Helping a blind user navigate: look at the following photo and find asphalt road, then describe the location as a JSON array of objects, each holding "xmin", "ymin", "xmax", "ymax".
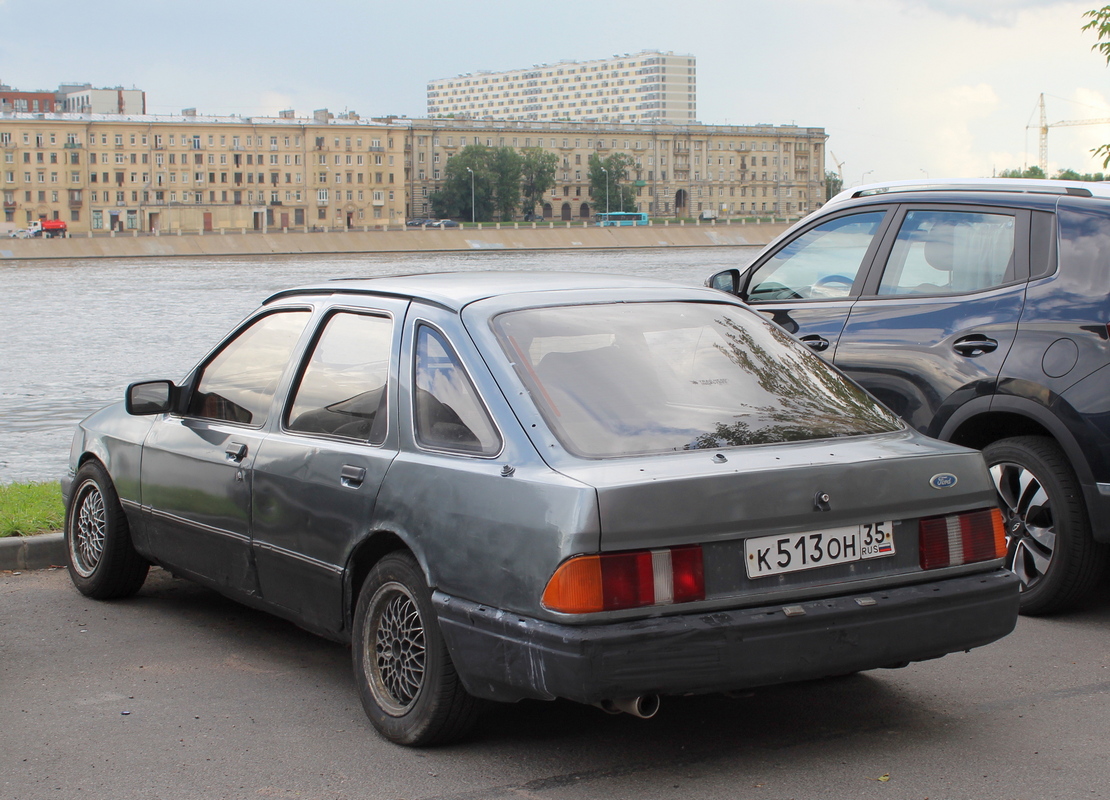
[{"xmin": 3, "ymin": 566, "xmax": 1108, "ymax": 800}]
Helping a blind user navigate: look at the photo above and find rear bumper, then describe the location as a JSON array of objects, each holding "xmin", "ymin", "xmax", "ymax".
[{"xmin": 434, "ymin": 568, "xmax": 1019, "ymax": 704}]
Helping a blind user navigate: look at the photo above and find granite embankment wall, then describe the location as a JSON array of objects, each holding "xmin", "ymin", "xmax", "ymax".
[{"xmin": 0, "ymin": 221, "xmax": 788, "ymax": 260}]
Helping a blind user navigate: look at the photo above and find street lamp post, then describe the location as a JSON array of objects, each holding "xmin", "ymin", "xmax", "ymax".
[
  {"xmin": 601, "ymin": 166, "xmax": 609, "ymax": 215},
  {"xmin": 466, "ymin": 167, "xmax": 475, "ymax": 224},
  {"xmin": 862, "ymin": 170, "xmax": 873, "ymax": 186}
]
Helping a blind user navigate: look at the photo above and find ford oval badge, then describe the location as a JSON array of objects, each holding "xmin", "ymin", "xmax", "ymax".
[{"xmin": 930, "ymin": 473, "xmax": 958, "ymax": 490}]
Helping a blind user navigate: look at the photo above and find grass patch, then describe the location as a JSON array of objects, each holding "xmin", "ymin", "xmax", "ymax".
[{"xmin": 0, "ymin": 481, "xmax": 65, "ymax": 537}]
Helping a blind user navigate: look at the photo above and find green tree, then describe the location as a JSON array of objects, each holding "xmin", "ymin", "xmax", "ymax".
[
  {"xmin": 520, "ymin": 147, "xmax": 558, "ymax": 218},
  {"xmin": 429, "ymin": 144, "xmax": 522, "ymax": 222},
  {"xmin": 489, "ymin": 147, "xmax": 523, "ymax": 221},
  {"xmin": 998, "ymin": 166, "xmax": 1046, "ymax": 179},
  {"xmin": 824, "ymin": 170, "xmax": 842, "ymax": 201},
  {"xmin": 587, "ymin": 152, "xmax": 637, "ymax": 214},
  {"xmin": 1083, "ymin": 6, "xmax": 1110, "ymax": 165}
]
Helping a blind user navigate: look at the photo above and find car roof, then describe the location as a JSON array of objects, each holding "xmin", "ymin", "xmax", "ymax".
[
  {"xmin": 263, "ymin": 271, "xmax": 704, "ymax": 312},
  {"xmin": 825, "ymin": 177, "xmax": 1110, "ymax": 209}
]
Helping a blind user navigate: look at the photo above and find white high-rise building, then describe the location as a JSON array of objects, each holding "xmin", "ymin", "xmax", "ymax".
[{"xmin": 427, "ymin": 50, "xmax": 695, "ymax": 124}]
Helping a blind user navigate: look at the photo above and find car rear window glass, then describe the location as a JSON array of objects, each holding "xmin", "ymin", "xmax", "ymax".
[
  {"xmin": 494, "ymin": 302, "xmax": 902, "ymax": 458},
  {"xmin": 414, "ymin": 325, "xmax": 502, "ymax": 456},
  {"xmin": 286, "ymin": 312, "xmax": 392, "ymax": 443},
  {"xmin": 188, "ymin": 310, "xmax": 311, "ymax": 426}
]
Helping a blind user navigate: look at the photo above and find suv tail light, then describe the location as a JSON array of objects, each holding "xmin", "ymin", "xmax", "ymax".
[
  {"xmin": 919, "ymin": 508, "xmax": 1006, "ymax": 570},
  {"xmin": 542, "ymin": 545, "xmax": 705, "ymax": 613}
]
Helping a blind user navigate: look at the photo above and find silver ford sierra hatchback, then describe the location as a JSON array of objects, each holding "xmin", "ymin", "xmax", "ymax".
[{"xmin": 62, "ymin": 271, "xmax": 1019, "ymax": 745}]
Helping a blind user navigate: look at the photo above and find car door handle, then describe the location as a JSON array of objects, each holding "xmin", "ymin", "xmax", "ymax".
[
  {"xmin": 340, "ymin": 465, "xmax": 366, "ymax": 489},
  {"xmin": 952, "ymin": 335, "xmax": 998, "ymax": 356},
  {"xmin": 225, "ymin": 442, "xmax": 248, "ymax": 462},
  {"xmin": 799, "ymin": 334, "xmax": 830, "ymax": 352}
]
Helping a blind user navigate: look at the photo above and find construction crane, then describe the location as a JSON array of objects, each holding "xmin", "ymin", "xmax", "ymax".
[
  {"xmin": 829, "ymin": 151, "xmax": 845, "ymax": 183},
  {"xmin": 1029, "ymin": 93, "xmax": 1110, "ymax": 175}
]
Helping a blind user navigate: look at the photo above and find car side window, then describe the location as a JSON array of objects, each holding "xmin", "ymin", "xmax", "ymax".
[
  {"xmin": 188, "ymin": 310, "xmax": 311, "ymax": 425},
  {"xmin": 747, "ymin": 211, "xmax": 886, "ymax": 301},
  {"xmin": 413, "ymin": 325, "xmax": 501, "ymax": 456},
  {"xmin": 286, "ymin": 312, "xmax": 392, "ymax": 443},
  {"xmin": 878, "ymin": 210, "xmax": 1016, "ymax": 296}
]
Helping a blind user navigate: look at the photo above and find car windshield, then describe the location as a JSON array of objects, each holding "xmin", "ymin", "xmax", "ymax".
[{"xmin": 493, "ymin": 301, "xmax": 901, "ymax": 458}]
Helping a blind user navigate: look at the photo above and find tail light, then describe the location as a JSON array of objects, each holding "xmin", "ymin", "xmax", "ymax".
[
  {"xmin": 919, "ymin": 508, "xmax": 1006, "ymax": 570},
  {"xmin": 542, "ymin": 545, "xmax": 705, "ymax": 613}
]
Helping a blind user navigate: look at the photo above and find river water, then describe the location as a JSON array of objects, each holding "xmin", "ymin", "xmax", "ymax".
[{"xmin": 0, "ymin": 246, "xmax": 760, "ymax": 484}]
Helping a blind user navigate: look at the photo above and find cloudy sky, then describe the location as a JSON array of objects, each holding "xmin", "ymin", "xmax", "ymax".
[{"xmin": 3, "ymin": 0, "xmax": 1109, "ymax": 185}]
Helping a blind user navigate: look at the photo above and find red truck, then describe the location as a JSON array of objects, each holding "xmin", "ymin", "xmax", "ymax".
[{"xmin": 27, "ymin": 219, "xmax": 67, "ymax": 238}]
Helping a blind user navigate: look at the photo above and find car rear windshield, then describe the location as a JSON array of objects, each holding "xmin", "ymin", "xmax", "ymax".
[{"xmin": 493, "ymin": 301, "xmax": 902, "ymax": 458}]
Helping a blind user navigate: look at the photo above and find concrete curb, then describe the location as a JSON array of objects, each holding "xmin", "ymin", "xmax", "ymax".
[{"xmin": 0, "ymin": 532, "xmax": 66, "ymax": 571}]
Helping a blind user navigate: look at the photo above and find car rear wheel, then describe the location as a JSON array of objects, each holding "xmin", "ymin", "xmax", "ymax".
[
  {"xmin": 352, "ymin": 552, "xmax": 480, "ymax": 746},
  {"xmin": 65, "ymin": 461, "xmax": 149, "ymax": 599},
  {"xmin": 984, "ymin": 436, "xmax": 1108, "ymax": 615}
]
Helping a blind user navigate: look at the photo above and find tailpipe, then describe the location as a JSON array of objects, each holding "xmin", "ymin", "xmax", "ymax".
[{"xmin": 594, "ymin": 695, "xmax": 661, "ymax": 719}]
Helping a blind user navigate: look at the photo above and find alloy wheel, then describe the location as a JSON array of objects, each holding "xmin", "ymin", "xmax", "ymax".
[
  {"xmin": 70, "ymin": 481, "xmax": 106, "ymax": 578},
  {"xmin": 990, "ymin": 460, "xmax": 1056, "ymax": 592},
  {"xmin": 365, "ymin": 582, "xmax": 427, "ymax": 715}
]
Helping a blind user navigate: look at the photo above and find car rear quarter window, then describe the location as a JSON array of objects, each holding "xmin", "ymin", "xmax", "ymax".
[
  {"xmin": 286, "ymin": 312, "xmax": 392, "ymax": 443},
  {"xmin": 413, "ymin": 325, "xmax": 502, "ymax": 456},
  {"xmin": 494, "ymin": 302, "xmax": 901, "ymax": 458},
  {"xmin": 1058, "ymin": 205, "xmax": 1110, "ymax": 288},
  {"xmin": 187, "ymin": 310, "xmax": 311, "ymax": 425}
]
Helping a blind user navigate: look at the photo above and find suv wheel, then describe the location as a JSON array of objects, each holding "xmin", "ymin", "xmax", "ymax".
[{"xmin": 983, "ymin": 436, "xmax": 1108, "ymax": 615}]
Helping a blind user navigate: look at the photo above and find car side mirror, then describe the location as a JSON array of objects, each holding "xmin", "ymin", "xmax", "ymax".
[
  {"xmin": 126, "ymin": 380, "xmax": 176, "ymax": 415},
  {"xmin": 707, "ymin": 268, "xmax": 743, "ymax": 297}
]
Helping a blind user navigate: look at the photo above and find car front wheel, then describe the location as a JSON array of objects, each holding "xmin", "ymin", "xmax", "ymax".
[
  {"xmin": 65, "ymin": 461, "xmax": 149, "ymax": 599},
  {"xmin": 984, "ymin": 436, "xmax": 1108, "ymax": 615},
  {"xmin": 352, "ymin": 552, "xmax": 480, "ymax": 746}
]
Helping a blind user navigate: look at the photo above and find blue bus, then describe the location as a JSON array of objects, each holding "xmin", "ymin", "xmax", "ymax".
[{"xmin": 596, "ymin": 212, "xmax": 649, "ymax": 227}]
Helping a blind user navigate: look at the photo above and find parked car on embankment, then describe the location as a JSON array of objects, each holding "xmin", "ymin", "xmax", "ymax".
[
  {"xmin": 63, "ymin": 271, "xmax": 1018, "ymax": 745},
  {"xmin": 709, "ymin": 177, "xmax": 1110, "ymax": 615}
]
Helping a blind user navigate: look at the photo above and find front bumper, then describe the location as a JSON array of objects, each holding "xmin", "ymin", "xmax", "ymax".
[{"xmin": 433, "ymin": 568, "xmax": 1019, "ymax": 704}]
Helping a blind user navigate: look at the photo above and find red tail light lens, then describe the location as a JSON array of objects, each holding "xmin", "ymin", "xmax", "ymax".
[
  {"xmin": 919, "ymin": 508, "xmax": 1006, "ymax": 570},
  {"xmin": 542, "ymin": 545, "xmax": 705, "ymax": 613}
]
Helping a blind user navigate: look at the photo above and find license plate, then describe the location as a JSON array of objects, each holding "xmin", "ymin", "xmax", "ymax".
[{"xmin": 745, "ymin": 521, "xmax": 895, "ymax": 579}]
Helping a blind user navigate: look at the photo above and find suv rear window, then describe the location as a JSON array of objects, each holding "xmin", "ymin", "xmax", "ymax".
[{"xmin": 494, "ymin": 302, "xmax": 901, "ymax": 458}]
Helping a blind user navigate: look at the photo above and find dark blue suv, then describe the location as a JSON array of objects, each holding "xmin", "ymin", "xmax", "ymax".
[{"xmin": 710, "ymin": 179, "xmax": 1110, "ymax": 614}]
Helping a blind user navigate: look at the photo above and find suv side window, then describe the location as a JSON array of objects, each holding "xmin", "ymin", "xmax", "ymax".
[
  {"xmin": 748, "ymin": 211, "xmax": 886, "ymax": 301},
  {"xmin": 878, "ymin": 210, "xmax": 1016, "ymax": 296},
  {"xmin": 413, "ymin": 324, "xmax": 502, "ymax": 456},
  {"xmin": 286, "ymin": 312, "xmax": 392, "ymax": 443},
  {"xmin": 188, "ymin": 310, "xmax": 311, "ymax": 425}
]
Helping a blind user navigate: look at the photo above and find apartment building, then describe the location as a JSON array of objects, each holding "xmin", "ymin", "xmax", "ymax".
[
  {"xmin": 59, "ymin": 84, "xmax": 146, "ymax": 115},
  {"xmin": 427, "ymin": 51, "xmax": 696, "ymax": 124},
  {"xmin": 0, "ymin": 110, "xmax": 407, "ymax": 234},
  {"xmin": 404, "ymin": 118, "xmax": 826, "ymax": 220}
]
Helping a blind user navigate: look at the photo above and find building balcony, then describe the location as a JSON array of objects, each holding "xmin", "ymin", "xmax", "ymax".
[{"xmin": 64, "ymin": 142, "xmax": 82, "ymax": 149}]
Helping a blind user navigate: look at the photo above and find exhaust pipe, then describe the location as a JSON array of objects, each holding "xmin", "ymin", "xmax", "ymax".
[{"xmin": 594, "ymin": 695, "xmax": 661, "ymax": 719}]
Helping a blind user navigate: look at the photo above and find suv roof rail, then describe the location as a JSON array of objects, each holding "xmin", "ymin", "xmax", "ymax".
[{"xmin": 827, "ymin": 177, "xmax": 1110, "ymax": 206}]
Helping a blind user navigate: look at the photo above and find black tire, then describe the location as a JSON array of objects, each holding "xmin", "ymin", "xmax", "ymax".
[
  {"xmin": 64, "ymin": 461, "xmax": 149, "ymax": 599},
  {"xmin": 352, "ymin": 552, "xmax": 480, "ymax": 746},
  {"xmin": 983, "ymin": 436, "xmax": 1108, "ymax": 615}
]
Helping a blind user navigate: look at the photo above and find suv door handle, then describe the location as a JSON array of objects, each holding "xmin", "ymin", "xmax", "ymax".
[
  {"xmin": 799, "ymin": 334, "xmax": 830, "ymax": 352},
  {"xmin": 952, "ymin": 335, "xmax": 998, "ymax": 356},
  {"xmin": 340, "ymin": 465, "xmax": 367, "ymax": 489},
  {"xmin": 225, "ymin": 442, "xmax": 248, "ymax": 462}
]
